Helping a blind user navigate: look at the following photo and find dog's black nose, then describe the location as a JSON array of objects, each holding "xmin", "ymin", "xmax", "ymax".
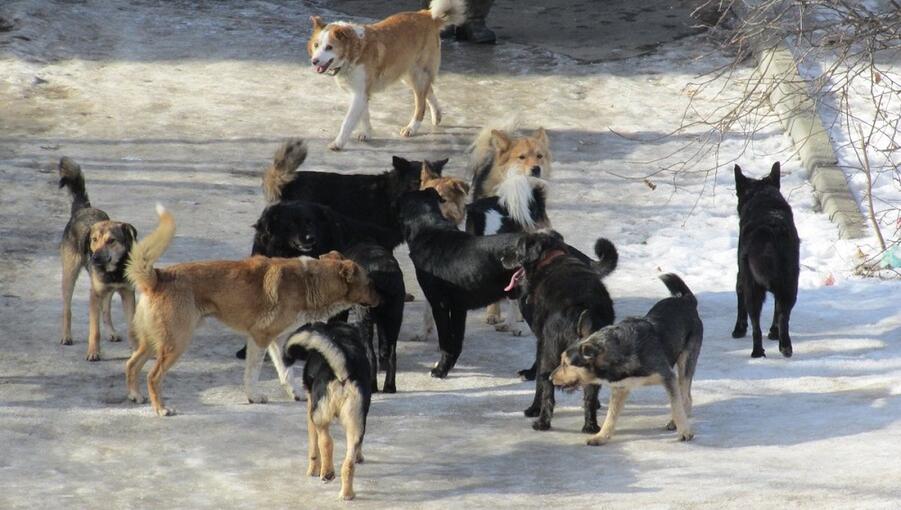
[
  {"xmin": 91, "ymin": 253, "xmax": 107, "ymax": 265},
  {"xmin": 530, "ymin": 166, "xmax": 541, "ymax": 177},
  {"xmin": 304, "ymin": 234, "xmax": 316, "ymax": 243}
]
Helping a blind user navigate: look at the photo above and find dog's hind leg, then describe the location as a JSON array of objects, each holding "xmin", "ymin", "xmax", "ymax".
[
  {"xmin": 774, "ymin": 293, "xmax": 796, "ymax": 358},
  {"xmin": 59, "ymin": 245, "xmax": 82, "ymax": 346},
  {"xmin": 746, "ymin": 283, "xmax": 767, "ymax": 358},
  {"xmin": 119, "ymin": 288, "xmax": 137, "ymax": 349},
  {"xmin": 426, "ymin": 87, "xmax": 442, "ymax": 126},
  {"xmin": 430, "ymin": 302, "xmax": 464, "ymax": 378},
  {"xmin": 147, "ymin": 337, "xmax": 188, "ymax": 416},
  {"xmin": 588, "ymin": 387, "xmax": 629, "ymax": 446},
  {"xmin": 377, "ymin": 316, "xmax": 399, "ymax": 394},
  {"xmin": 306, "ymin": 395, "xmax": 321, "ymax": 477},
  {"xmin": 581, "ymin": 383, "xmax": 601, "ymax": 433},
  {"xmin": 731, "ymin": 269, "xmax": 748, "ymax": 338},
  {"xmin": 267, "ymin": 339, "xmax": 301, "ymax": 401},
  {"xmin": 125, "ymin": 331, "xmax": 153, "ymax": 404},
  {"xmin": 100, "ymin": 291, "xmax": 121, "ymax": 343},
  {"xmin": 400, "ymin": 71, "xmax": 430, "ymax": 138},
  {"xmin": 244, "ymin": 337, "xmax": 269, "ymax": 404},
  {"xmin": 317, "ymin": 424, "xmax": 335, "ymax": 482},
  {"xmin": 532, "ymin": 358, "xmax": 556, "ymax": 431},
  {"xmin": 339, "ymin": 403, "xmax": 364, "ymax": 500},
  {"xmin": 663, "ymin": 375, "xmax": 694, "ymax": 442}
]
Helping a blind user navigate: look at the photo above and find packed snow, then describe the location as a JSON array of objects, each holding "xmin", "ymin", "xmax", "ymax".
[{"xmin": 0, "ymin": 1, "xmax": 899, "ymax": 508}]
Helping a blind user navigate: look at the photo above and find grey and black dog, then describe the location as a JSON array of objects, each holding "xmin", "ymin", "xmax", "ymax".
[
  {"xmin": 551, "ymin": 274, "xmax": 702, "ymax": 446},
  {"xmin": 58, "ymin": 157, "xmax": 138, "ymax": 361}
]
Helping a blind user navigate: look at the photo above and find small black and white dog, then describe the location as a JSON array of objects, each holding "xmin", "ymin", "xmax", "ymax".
[
  {"xmin": 551, "ymin": 274, "xmax": 702, "ymax": 446},
  {"xmin": 250, "ymin": 200, "xmax": 405, "ymax": 393},
  {"xmin": 732, "ymin": 163, "xmax": 799, "ymax": 358},
  {"xmin": 465, "ymin": 173, "xmax": 550, "ymax": 333},
  {"xmin": 400, "ymin": 188, "xmax": 522, "ymax": 378},
  {"xmin": 502, "ymin": 232, "xmax": 617, "ymax": 432},
  {"xmin": 261, "ymin": 138, "xmax": 448, "ymax": 234},
  {"xmin": 283, "ymin": 322, "xmax": 371, "ymax": 501}
]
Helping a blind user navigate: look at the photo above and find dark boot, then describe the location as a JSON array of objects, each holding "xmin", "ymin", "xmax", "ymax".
[{"xmin": 456, "ymin": 0, "xmax": 496, "ymax": 44}]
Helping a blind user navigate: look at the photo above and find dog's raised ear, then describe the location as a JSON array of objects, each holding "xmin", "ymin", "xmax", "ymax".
[
  {"xmin": 576, "ymin": 309, "xmax": 595, "ymax": 339},
  {"xmin": 123, "ymin": 223, "xmax": 138, "ymax": 245},
  {"xmin": 452, "ymin": 179, "xmax": 470, "ymax": 196},
  {"xmin": 338, "ymin": 259, "xmax": 359, "ymax": 282},
  {"xmin": 319, "ymin": 250, "xmax": 344, "ymax": 261},
  {"xmin": 768, "ymin": 161, "xmax": 781, "ymax": 189},
  {"xmin": 734, "ymin": 164, "xmax": 748, "ymax": 194},
  {"xmin": 534, "ymin": 127, "xmax": 549, "ymax": 147},
  {"xmin": 420, "ymin": 162, "xmax": 439, "ymax": 184},
  {"xmin": 392, "ymin": 155, "xmax": 413, "ymax": 173},
  {"xmin": 332, "ymin": 24, "xmax": 356, "ymax": 41},
  {"xmin": 490, "ymin": 129, "xmax": 512, "ymax": 153},
  {"xmin": 310, "ymin": 16, "xmax": 326, "ymax": 30},
  {"xmin": 579, "ymin": 341, "xmax": 601, "ymax": 360},
  {"xmin": 427, "ymin": 158, "xmax": 448, "ymax": 175}
]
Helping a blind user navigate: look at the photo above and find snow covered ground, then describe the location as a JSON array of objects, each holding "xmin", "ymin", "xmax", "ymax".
[{"xmin": 1, "ymin": 1, "xmax": 899, "ymax": 508}]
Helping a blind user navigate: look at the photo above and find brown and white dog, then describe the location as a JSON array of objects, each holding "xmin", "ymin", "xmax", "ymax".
[
  {"xmin": 307, "ymin": 0, "xmax": 466, "ymax": 150},
  {"xmin": 124, "ymin": 205, "xmax": 380, "ymax": 417},
  {"xmin": 57, "ymin": 157, "xmax": 138, "ymax": 361},
  {"xmin": 470, "ymin": 125, "xmax": 553, "ymax": 200}
]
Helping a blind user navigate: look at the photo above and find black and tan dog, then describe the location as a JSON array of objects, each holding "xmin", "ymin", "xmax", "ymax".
[
  {"xmin": 57, "ymin": 157, "xmax": 138, "ymax": 361},
  {"xmin": 551, "ymin": 274, "xmax": 702, "ymax": 446},
  {"xmin": 502, "ymin": 232, "xmax": 617, "ymax": 432},
  {"xmin": 732, "ymin": 163, "xmax": 800, "ymax": 358},
  {"xmin": 124, "ymin": 205, "xmax": 379, "ymax": 416},
  {"xmin": 283, "ymin": 322, "xmax": 372, "ymax": 500}
]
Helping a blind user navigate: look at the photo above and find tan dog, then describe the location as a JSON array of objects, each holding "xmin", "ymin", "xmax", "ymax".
[
  {"xmin": 124, "ymin": 205, "xmax": 380, "ymax": 417},
  {"xmin": 57, "ymin": 157, "xmax": 138, "ymax": 361},
  {"xmin": 414, "ymin": 162, "xmax": 470, "ymax": 341},
  {"xmin": 470, "ymin": 126, "xmax": 553, "ymax": 200},
  {"xmin": 307, "ymin": 0, "xmax": 466, "ymax": 150}
]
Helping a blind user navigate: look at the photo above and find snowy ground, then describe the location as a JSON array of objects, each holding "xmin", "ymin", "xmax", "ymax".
[{"xmin": 1, "ymin": 1, "xmax": 900, "ymax": 508}]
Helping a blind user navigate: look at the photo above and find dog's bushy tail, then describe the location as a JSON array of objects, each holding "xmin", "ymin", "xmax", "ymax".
[
  {"xmin": 126, "ymin": 204, "xmax": 175, "ymax": 293},
  {"xmin": 58, "ymin": 157, "xmax": 91, "ymax": 215},
  {"xmin": 593, "ymin": 238, "xmax": 618, "ymax": 278},
  {"xmin": 659, "ymin": 273, "xmax": 697, "ymax": 306},
  {"xmin": 429, "ymin": 0, "xmax": 466, "ymax": 27},
  {"xmin": 262, "ymin": 139, "xmax": 308, "ymax": 204},
  {"xmin": 284, "ymin": 328, "xmax": 349, "ymax": 381}
]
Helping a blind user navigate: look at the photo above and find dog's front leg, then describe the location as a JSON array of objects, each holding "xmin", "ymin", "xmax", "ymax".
[
  {"xmin": 532, "ymin": 373, "xmax": 555, "ymax": 431},
  {"xmin": 732, "ymin": 266, "xmax": 748, "ymax": 338},
  {"xmin": 588, "ymin": 387, "xmax": 629, "ymax": 446},
  {"xmin": 356, "ymin": 104, "xmax": 372, "ymax": 142},
  {"xmin": 329, "ymin": 93, "xmax": 368, "ymax": 151},
  {"xmin": 243, "ymin": 339, "xmax": 268, "ymax": 404},
  {"xmin": 86, "ymin": 288, "xmax": 102, "ymax": 361},
  {"xmin": 267, "ymin": 340, "xmax": 301, "ymax": 401},
  {"xmin": 581, "ymin": 383, "xmax": 601, "ymax": 433}
]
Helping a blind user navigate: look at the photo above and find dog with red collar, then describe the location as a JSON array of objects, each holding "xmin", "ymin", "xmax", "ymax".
[{"xmin": 501, "ymin": 231, "xmax": 617, "ymax": 432}]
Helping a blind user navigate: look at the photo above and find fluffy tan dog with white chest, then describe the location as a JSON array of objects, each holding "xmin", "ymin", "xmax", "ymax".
[{"xmin": 307, "ymin": 0, "xmax": 465, "ymax": 150}]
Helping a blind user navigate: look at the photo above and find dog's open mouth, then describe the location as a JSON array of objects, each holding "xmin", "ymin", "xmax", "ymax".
[
  {"xmin": 504, "ymin": 267, "xmax": 525, "ymax": 292},
  {"xmin": 314, "ymin": 60, "xmax": 340, "ymax": 75},
  {"xmin": 290, "ymin": 241, "xmax": 315, "ymax": 253}
]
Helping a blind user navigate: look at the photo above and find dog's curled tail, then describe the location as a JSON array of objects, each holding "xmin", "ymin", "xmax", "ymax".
[
  {"xmin": 58, "ymin": 157, "xmax": 91, "ymax": 214},
  {"xmin": 284, "ymin": 328, "xmax": 349, "ymax": 381},
  {"xmin": 262, "ymin": 139, "xmax": 308, "ymax": 204},
  {"xmin": 126, "ymin": 204, "xmax": 175, "ymax": 293},
  {"xmin": 593, "ymin": 238, "xmax": 618, "ymax": 279},
  {"xmin": 659, "ymin": 273, "xmax": 697, "ymax": 306},
  {"xmin": 429, "ymin": 0, "xmax": 466, "ymax": 27}
]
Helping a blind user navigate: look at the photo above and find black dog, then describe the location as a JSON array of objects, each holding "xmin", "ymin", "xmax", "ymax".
[
  {"xmin": 283, "ymin": 322, "xmax": 371, "ymax": 500},
  {"xmin": 400, "ymin": 188, "xmax": 523, "ymax": 378},
  {"xmin": 732, "ymin": 163, "xmax": 799, "ymax": 358},
  {"xmin": 502, "ymin": 232, "xmax": 617, "ymax": 432},
  {"xmin": 551, "ymin": 274, "xmax": 702, "ymax": 445},
  {"xmin": 261, "ymin": 138, "xmax": 448, "ymax": 234},
  {"xmin": 250, "ymin": 200, "xmax": 405, "ymax": 393},
  {"xmin": 465, "ymin": 174, "xmax": 549, "ymax": 236}
]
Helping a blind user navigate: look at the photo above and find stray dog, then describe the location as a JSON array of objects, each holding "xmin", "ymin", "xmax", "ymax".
[
  {"xmin": 732, "ymin": 163, "xmax": 799, "ymax": 358},
  {"xmin": 252, "ymin": 200, "xmax": 405, "ymax": 393},
  {"xmin": 400, "ymin": 188, "xmax": 522, "ymax": 377},
  {"xmin": 467, "ymin": 173, "xmax": 550, "ymax": 331},
  {"xmin": 413, "ymin": 162, "xmax": 470, "ymax": 342},
  {"xmin": 550, "ymin": 274, "xmax": 702, "ymax": 446},
  {"xmin": 124, "ymin": 205, "xmax": 380, "ymax": 416},
  {"xmin": 469, "ymin": 125, "xmax": 552, "ymax": 200},
  {"xmin": 284, "ymin": 322, "xmax": 371, "ymax": 500},
  {"xmin": 57, "ymin": 157, "xmax": 138, "ymax": 361},
  {"xmin": 262, "ymin": 139, "xmax": 447, "ymax": 237},
  {"xmin": 501, "ymin": 232, "xmax": 617, "ymax": 432},
  {"xmin": 308, "ymin": 0, "xmax": 466, "ymax": 150}
]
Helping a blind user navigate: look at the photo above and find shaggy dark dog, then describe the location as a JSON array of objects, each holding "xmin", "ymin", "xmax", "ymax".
[
  {"xmin": 502, "ymin": 232, "xmax": 617, "ymax": 432},
  {"xmin": 732, "ymin": 162, "xmax": 800, "ymax": 358}
]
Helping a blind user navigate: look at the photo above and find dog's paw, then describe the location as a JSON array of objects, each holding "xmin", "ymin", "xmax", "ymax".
[
  {"xmin": 399, "ymin": 126, "xmax": 416, "ymax": 138},
  {"xmin": 523, "ymin": 405, "xmax": 540, "ymax": 417},
  {"xmin": 306, "ymin": 462, "xmax": 320, "ymax": 477},
  {"xmin": 679, "ymin": 430, "xmax": 695, "ymax": 442},
  {"xmin": 107, "ymin": 334, "xmax": 122, "ymax": 343},
  {"xmin": 518, "ymin": 368, "xmax": 537, "ymax": 381},
  {"xmin": 485, "ymin": 315, "xmax": 502, "ymax": 325},
  {"xmin": 382, "ymin": 384, "xmax": 397, "ymax": 394},
  {"xmin": 340, "ymin": 490, "xmax": 356, "ymax": 501},
  {"xmin": 582, "ymin": 422, "xmax": 601, "ymax": 434},
  {"xmin": 283, "ymin": 383, "xmax": 302, "ymax": 402},
  {"xmin": 247, "ymin": 394, "xmax": 269, "ymax": 404},
  {"xmin": 328, "ymin": 140, "xmax": 344, "ymax": 151},
  {"xmin": 586, "ymin": 435, "xmax": 610, "ymax": 446},
  {"xmin": 731, "ymin": 326, "xmax": 747, "ymax": 338},
  {"xmin": 429, "ymin": 366, "xmax": 449, "ymax": 379},
  {"xmin": 356, "ymin": 132, "xmax": 370, "ymax": 142},
  {"xmin": 127, "ymin": 392, "xmax": 146, "ymax": 404},
  {"xmin": 779, "ymin": 343, "xmax": 793, "ymax": 358},
  {"xmin": 60, "ymin": 336, "xmax": 73, "ymax": 346},
  {"xmin": 404, "ymin": 293, "xmax": 415, "ymax": 302},
  {"xmin": 85, "ymin": 351, "xmax": 101, "ymax": 362},
  {"xmin": 750, "ymin": 348, "xmax": 766, "ymax": 358},
  {"xmin": 665, "ymin": 419, "xmax": 677, "ymax": 431},
  {"xmin": 156, "ymin": 407, "xmax": 176, "ymax": 417},
  {"xmin": 321, "ymin": 470, "xmax": 336, "ymax": 482},
  {"xmin": 235, "ymin": 346, "xmax": 246, "ymax": 359},
  {"xmin": 531, "ymin": 419, "xmax": 551, "ymax": 431},
  {"xmin": 355, "ymin": 452, "xmax": 365, "ymax": 464}
]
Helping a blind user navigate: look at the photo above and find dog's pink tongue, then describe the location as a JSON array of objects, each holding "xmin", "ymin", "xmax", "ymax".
[
  {"xmin": 505, "ymin": 267, "xmax": 525, "ymax": 292},
  {"xmin": 315, "ymin": 64, "xmax": 328, "ymax": 74}
]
